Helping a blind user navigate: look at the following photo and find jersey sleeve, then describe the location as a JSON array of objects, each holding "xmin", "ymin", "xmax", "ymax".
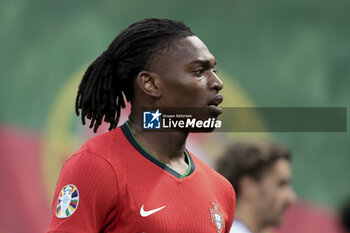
[{"xmin": 46, "ymin": 150, "xmax": 119, "ymax": 233}]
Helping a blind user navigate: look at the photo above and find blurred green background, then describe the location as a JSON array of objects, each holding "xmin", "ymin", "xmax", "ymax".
[{"xmin": 0, "ymin": 0, "xmax": 349, "ymax": 231}]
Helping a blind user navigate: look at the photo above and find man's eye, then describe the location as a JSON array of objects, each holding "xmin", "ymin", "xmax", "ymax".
[{"xmin": 193, "ymin": 69, "xmax": 205, "ymax": 76}]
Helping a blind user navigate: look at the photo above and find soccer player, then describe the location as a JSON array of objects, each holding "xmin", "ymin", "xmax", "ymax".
[
  {"xmin": 47, "ymin": 18, "xmax": 235, "ymax": 233},
  {"xmin": 217, "ymin": 140, "xmax": 296, "ymax": 233}
]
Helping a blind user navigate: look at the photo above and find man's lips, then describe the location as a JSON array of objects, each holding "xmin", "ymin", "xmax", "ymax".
[
  {"xmin": 207, "ymin": 94, "xmax": 223, "ymax": 115},
  {"xmin": 208, "ymin": 94, "xmax": 223, "ymax": 107}
]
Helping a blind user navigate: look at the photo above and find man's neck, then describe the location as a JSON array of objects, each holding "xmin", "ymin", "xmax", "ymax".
[
  {"xmin": 235, "ymin": 202, "xmax": 262, "ymax": 233},
  {"xmin": 128, "ymin": 114, "xmax": 189, "ymax": 175}
]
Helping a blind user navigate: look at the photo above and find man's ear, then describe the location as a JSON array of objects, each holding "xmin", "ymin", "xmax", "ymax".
[{"xmin": 136, "ymin": 71, "xmax": 161, "ymax": 98}]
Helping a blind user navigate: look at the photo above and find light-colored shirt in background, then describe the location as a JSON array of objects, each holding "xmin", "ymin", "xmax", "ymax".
[{"xmin": 230, "ymin": 219, "xmax": 252, "ymax": 233}]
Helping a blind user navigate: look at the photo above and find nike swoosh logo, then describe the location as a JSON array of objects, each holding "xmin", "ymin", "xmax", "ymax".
[{"xmin": 140, "ymin": 205, "xmax": 166, "ymax": 217}]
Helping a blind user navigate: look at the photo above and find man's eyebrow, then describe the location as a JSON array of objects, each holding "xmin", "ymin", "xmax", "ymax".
[{"xmin": 188, "ymin": 59, "xmax": 217, "ymax": 67}]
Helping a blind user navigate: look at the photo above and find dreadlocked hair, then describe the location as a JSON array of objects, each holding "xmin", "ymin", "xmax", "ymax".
[{"xmin": 75, "ymin": 18, "xmax": 194, "ymax": 132}]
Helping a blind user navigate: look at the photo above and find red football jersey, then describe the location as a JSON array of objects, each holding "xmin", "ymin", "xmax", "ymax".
[{"xmin": 47, "ymin": 122, "xmax": 236, "ymax": 233}]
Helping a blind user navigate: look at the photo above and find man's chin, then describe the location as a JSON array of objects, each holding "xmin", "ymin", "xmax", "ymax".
[
  {"xmin": 262, "ymin": 215, "xmax": 285, "ymax": 228},
  {"xmin": 208, "ymin": 105, "xmax": 223, "ymax": 116}
]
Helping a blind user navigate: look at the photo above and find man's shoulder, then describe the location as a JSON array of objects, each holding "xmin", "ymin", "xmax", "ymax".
[
  {"xmin": 191, "ymin": 154, "xmax": 226, "ymax": 178},
  {"xmin": 81, "ymin": 127, "xmax": 123, "ymax": 152},
  {"xmin": 63, "ymin": 126, "xmax": 130, "ymax": 171},
  {"xmin": 190, "ymin": 152, "xmax": 234, "ymax": 191},
  {"xmin": 77, "ymin": 125, "xmax": 131, "ymax": 156}
]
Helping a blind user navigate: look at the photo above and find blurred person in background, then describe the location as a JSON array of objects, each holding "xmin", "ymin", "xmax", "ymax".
[{"xmin": 217, "ymin": 140, "xmax": 296, "ymax": 233}]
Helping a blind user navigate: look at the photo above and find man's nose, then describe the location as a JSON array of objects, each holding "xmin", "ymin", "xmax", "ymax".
[{"xmin": 208, "ymin": 71, "xmax": 223, "ymax": 91}]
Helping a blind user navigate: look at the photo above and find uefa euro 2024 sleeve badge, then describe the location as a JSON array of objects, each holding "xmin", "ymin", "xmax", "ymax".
[
  {"xmin": 55, "ymin": 184, "xmax": 79, "ymax": 218},
  {"xmin": 209, "ymin": 202, "xmax": 225, "ymax": 233}
]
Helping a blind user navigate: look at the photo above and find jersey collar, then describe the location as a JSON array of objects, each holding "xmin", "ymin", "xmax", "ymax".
[{"xmin": 120, "ymin": 122, "xmax": 196, "ymax": 178}]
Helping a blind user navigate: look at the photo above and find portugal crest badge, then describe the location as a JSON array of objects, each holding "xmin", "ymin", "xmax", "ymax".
[
  {"xmin": 209, "ymin": 202, "xmax": 225, "ymax": 233},
  {"xmin": 55, "ymin": 184, "xmax": 79, "ymax": 218}
]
